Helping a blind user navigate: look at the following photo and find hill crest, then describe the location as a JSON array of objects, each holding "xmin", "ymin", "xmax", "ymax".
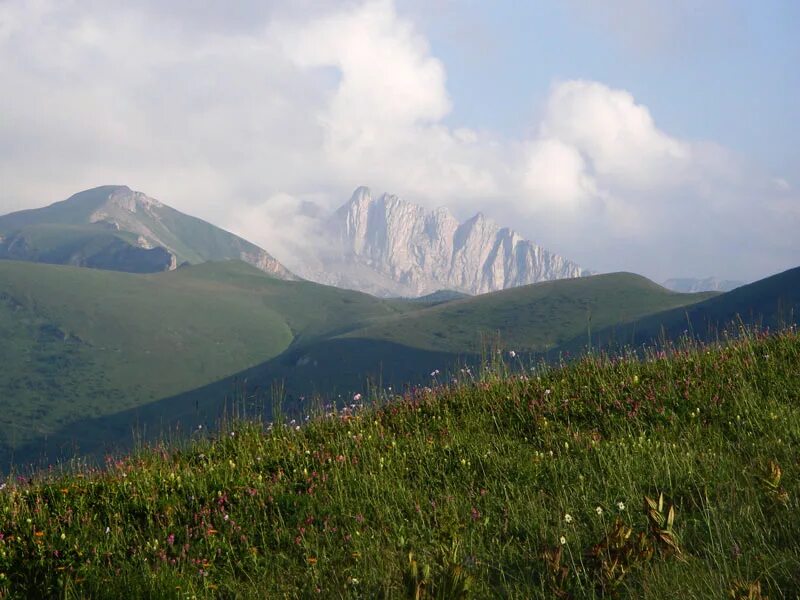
[{"xmin": 0, "ymin": 186, "xmax": 296, "ymax": 279}]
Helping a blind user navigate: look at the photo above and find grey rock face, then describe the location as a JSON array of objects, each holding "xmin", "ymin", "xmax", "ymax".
[{"xmin": 299, "ymin": 187, "xmax": 586, "ymax": 297}]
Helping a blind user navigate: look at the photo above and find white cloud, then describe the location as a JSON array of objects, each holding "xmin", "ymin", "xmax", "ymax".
[
  {"xmin": 539, "ymin": 80, "xmax": 690, "ymax": 188},
  {"xmin": 0, "ymin": 0, "xmax": 796, "ymax": 283},
  {"xmin": 521, "ymin": 138, "xmax": 596, "ymax": 210}
]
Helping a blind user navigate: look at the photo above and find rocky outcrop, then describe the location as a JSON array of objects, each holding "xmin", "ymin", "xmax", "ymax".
[{"xmin": 298, "ymin": 187, "xmax": 587, "ymax": 297}]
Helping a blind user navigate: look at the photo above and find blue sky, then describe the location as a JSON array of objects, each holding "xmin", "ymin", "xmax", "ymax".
[
  {"xmin": 0, "ymin": 0, "xmax": 797, "ymax": 282},
  {"xmin": 406, "ymin": 0, "xmax": 800, "ymax": 177}
]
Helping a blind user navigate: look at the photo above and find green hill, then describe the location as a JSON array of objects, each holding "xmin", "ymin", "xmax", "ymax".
[
  {"xmin": 0, "ymin": 259, "xmax": 414, "ymax": 461},
  {"xmin": 342, "ymin": 273, "xmax": 717, "ymax": 354},
  {"xmin": 0, "ymin": 330, "xmax": 797, "ymax": 598},
  {"xmin": 0, "ymin": 265, "xmax": 715, "ymax": 467},
  {"xmin": 567, "ymin": 266, "xmax": 800, "ymax": 352},
  {"xmin": 0, "ymin": 186, "xmax": 295, "ymax": 277},
  {"xmin": 0, "ymin": 223, "xmax": 176, "ymax": 272},
  {"xmin": 407, "ymin": 289, "xmax": 472, "ymax": 305},
  {"xmin": 5, "ymin": 262, "xmax": 790, "ymax": 469}
]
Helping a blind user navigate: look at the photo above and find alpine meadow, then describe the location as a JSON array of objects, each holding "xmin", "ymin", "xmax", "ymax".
[{"xmin": 1, "ymin": 1, "xmax": 799, "ymax": 598}]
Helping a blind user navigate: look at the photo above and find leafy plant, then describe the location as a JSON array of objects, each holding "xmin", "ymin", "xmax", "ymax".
[
  {"xmin": 644, "ymin": 493, "xmax": 681, "ymax": 557},
  {"xmin": 402, "ymin": 546, "xmax": 474, "ymax": 600},
  {"xmin": 759, "ymin": 460, "xmax": 790, "ymax": 506}
]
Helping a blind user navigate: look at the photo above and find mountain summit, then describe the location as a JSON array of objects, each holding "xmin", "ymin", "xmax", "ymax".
[
  {"xmin": 0, "ymin": 186, "xmax": 296, "ymax": 278},
  {"xmin": 297, "ymin": 187, "xmax": 587, "ymax": 297}
]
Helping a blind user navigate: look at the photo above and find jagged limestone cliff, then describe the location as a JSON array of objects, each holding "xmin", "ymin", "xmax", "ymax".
[{"xmin": 298, "ymin": 187, "xmax": 586, "ymax": 297}]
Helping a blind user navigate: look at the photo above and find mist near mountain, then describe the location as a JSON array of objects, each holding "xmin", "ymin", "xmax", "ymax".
[
  {"xmin": 662, "ymin": 277, "xmax": 745, "ymax": 293},
  {"xmin": 290, "ymin": 187, "xmax": 588, "ymax": 297}
]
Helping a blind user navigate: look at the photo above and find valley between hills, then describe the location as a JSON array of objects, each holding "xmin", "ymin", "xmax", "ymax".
[
  {"xmin": 1, "ymin": 255, "xmax": 799, "ymax": 468},
  {"xmin": 0, "ymin": 186, "xmax": 798, "ymax": 599},
  {"xmin": 1, "ymin": 185, "xmax": 798, "ymax": 470}
]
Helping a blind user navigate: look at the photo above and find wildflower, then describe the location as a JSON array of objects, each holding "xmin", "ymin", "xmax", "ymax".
[
  {"xmin": 617, "ymin": 502, "xmax": 626, "ymax": 511},
  {"xmin": 509, "ymin": 350, "xmax": 516, "ymax": 358},
  {"xmin": 560, "ymin": 536, "xmax": 567, "ymax": 545},
  {"xmin": 60, "ymin": 533, "xmax": 66, "ymax": 540},
  {"xmin": 564, "ymin": 514, "xmax": 573, "ymax": 524},
  {"xmin": 633, "ymin": 375, "xmax": 639, "ymax": 384},
  {"xmin": 353, "ymin": 393, "xmax": 362, "ymax": 402},
  {"xmin": 595, "ymin": 506, "xmax": 603, "ymax": 516},
  {"xmin": 544, "ymin": 389, "xmax": 551, "ymax": 395},
  {"xmin": 105, "ymin": 527, "xmax": 111, "ymax": 534}
]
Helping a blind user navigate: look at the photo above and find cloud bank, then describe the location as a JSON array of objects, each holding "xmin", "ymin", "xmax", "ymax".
[{"xmin": 0, "ymin": 0, "xmax": 795, "ymax": 282}]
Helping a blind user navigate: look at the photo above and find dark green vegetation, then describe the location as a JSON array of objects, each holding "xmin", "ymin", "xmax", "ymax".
[
  {"xmin": 0, "ymin": 223, "xmax": 175, "ymax": 273},
  {"xmin": 572, "ymin": 266, "xmax": 800, "ymax": 353},
  {"xmin": 346, "ymin": 273, "xmax": 718, "ymax": 354},
  {"xmin": 407, "ymin": 289, "xmax": 472, "ymax": 305},
  {"xmin": 0, "ymin": 329, "xmax": 797, "ymax": 598},
  {"xmin": 0, "ymin": 261, "xmax": 722, "ymax": 468},
  {"xmin": 0, "ymin": 185, "xmax": 294, "ymax": 277},
  {"xmin": 0, "ymin": 260, "xmax": 415, "ymax": 462}
]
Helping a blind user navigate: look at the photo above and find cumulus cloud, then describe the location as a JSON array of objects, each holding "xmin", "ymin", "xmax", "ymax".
[
  {"xmin": 0, "ymin": 0, "xmax": 796, "ymax": 283},
  {"xmin": 540, "ymin": 81, "xmax": 690, "ymax": 188}
]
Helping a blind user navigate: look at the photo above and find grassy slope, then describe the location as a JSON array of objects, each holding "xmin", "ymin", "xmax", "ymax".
[
  {"xmin": 0, "ymin": 223, "xmax": 174, "ymax": 272},
  {"xmin": 0, "ymin": 187, "xmax": 116, "ymax": 231},
  {"xmin": 0, "ymin": 266, "xmax": 719, "ymax": 466},
  {"xmin": 343, "ymin": 273, "xmax": 716, "ymax": 354},
  {"xmin": 567, "ymin": 266, "xmax": 800, "ymax": 353},
  {"xmin": 0, "ymin": 260, "xmax": 414, "ymax": 454},
  {"xmin": 0, "ymin": 186, "xmax": 295, "ymax": 275},
  {"xmin": 0, "ymin": 330, "xmax": 797, "ymax": 598},
  {"xmin": 0, "ymin": 223, "xmax": 139, "ymax": 254}
]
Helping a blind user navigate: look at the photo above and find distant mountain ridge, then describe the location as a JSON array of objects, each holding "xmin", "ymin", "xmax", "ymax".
[
  {"xmin": 662, "ymin": 277, "xmax": 745, "ymax": 293},
  {"xmin": 0, "ymin": 186, "xmax": 296, "ymax": 279},
  {"xmin": 296, "ymin": 187, "xmax": 587, "ymax": 297}
]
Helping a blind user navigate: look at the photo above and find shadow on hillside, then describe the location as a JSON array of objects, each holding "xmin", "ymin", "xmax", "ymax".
[
  {"xmin": 8, "ymin": 266, "xmax": 798, "ymax": 474},
  {"xmin": 5, "ymin": 338, "xmax": 473, "ymax": 472},
  {"xmin": 558, "ymin": 267, "xmax": 800, "ymax": 355}
]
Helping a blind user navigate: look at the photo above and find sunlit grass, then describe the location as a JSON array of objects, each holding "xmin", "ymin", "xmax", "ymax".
[{"xmin": 0, "ymin": 327, "xmax": 797, "ymax": 598}]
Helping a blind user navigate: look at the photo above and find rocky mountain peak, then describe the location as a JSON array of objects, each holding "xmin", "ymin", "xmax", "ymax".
[
  {"xmin": 294, "ymin": 187, "xmax": 588, "ymax": 297},
  {"xmin": 0, "ymin": 186, "xmax": 297, "ymax": 280}
]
